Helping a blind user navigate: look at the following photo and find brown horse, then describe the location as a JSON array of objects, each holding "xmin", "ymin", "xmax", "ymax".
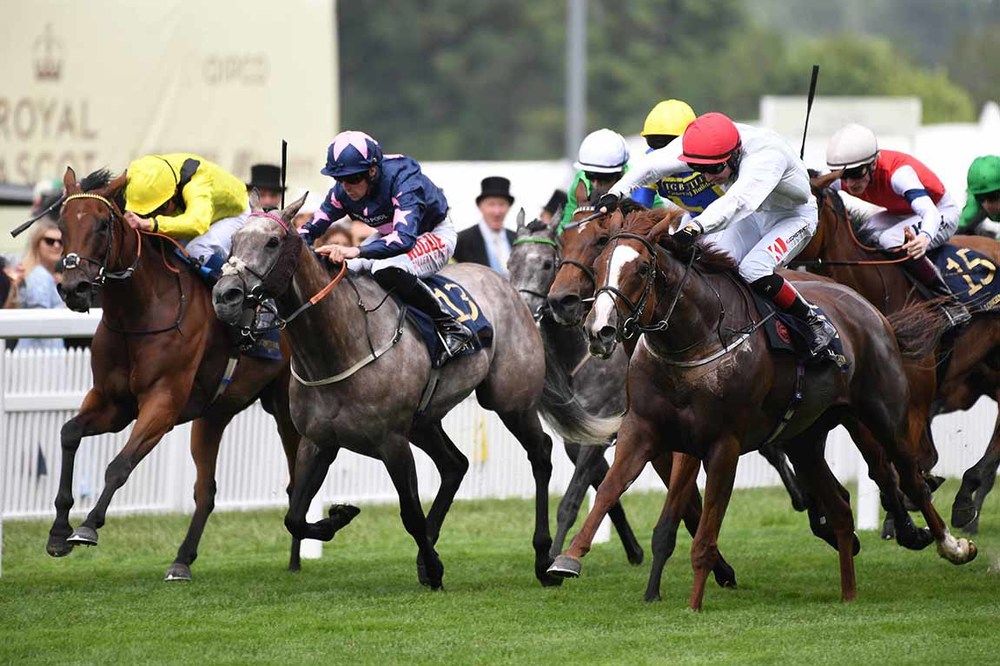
[
  {"xmin": 48, "ymin": 167, "xmax": 302, "ymax": 581},
  {"xmin": 548, "ymin": 209, "xmax": 977, "ymax": 610},
  {"xmin": 799, "ymin": 184, "xmax": 1000, "ymax": 533}
]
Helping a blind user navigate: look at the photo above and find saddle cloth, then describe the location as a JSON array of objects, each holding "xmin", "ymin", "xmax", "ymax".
[
  {"xmin": 750, "ymin": 290, "xmax": 847, "ymax": 367},
  {"xmin": 399, "ymin": 274, "xmax": 494, "ymax": 368},
  {"xmin": 929, "ymin": 244, "xmax": 1000, "ymax": 312}
]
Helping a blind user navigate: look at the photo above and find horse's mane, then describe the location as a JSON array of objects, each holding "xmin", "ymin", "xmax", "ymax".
[
  {"xmin": 80, "ymin": 169, "xmax": 113, "ymax": 192},
  {"xmin": 620, "ymin": 208, "xmax": 737, "ymax": 273}
]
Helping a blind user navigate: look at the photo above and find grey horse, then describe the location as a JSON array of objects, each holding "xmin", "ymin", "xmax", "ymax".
[
  {"xmin": 507, "ymin": 210, "xmax": 642, "ymax": 563},
  {"xmin": 212, "ymin": 195, "xmax": 618, "ymax": 588}
]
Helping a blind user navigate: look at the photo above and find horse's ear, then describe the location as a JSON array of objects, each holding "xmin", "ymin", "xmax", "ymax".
[
  {"xmin": 647, "ymin": 216, "xmax": 675, "ymax": 245},
  {"xmin": 548, "ymin": 206, "xmax": 563, "ymax": 230},
  {"xmin": 280, "ymin": 192, "xmax": 308, "ymax": 222},
  {"xmin": 104, "ymin": 172, "xmax": 127, "ymax": 197},
  {"xmin": 515, "ymin": 208, "xmax": 526, "ymax": 231},
  {"xmin": 248, "ymin": 188, "xmax": 262, "ymax": 212},
  {"xmin": 810, "ymin": 170, "xmax": 841, "ymax": 194},
  {"xmin": 62, "ymin": 166, "xmax": 80, "ymax": 194}
]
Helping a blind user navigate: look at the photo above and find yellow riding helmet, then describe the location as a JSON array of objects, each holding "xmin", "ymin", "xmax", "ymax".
[
  {"xmin": 641, "ymin": 99, "xmax": 697, "ymax": 137},
  {"xmin": 125, "ymin": 156, "xmax": 178, "ymax": 215}
]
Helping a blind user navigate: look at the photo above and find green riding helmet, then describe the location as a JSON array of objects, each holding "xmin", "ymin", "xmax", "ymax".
[{"xmin": 967, "ymin": 155, "xmax": 1000, "ymax": 196}]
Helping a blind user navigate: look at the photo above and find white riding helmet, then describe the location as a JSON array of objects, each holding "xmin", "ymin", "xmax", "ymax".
[
  {"xmin": 574, "ymin": 128, "xmax": 630, "ymax": 174},
  {"xmin": 826, "ymin": 123, "xmax": 879, "ymax": 170}
]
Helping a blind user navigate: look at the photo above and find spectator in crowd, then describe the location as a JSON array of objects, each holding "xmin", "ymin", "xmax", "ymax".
[
  {"xmin": 539, "ymin": 189, "xmax": 567, "ymax": 225},
  {"xmin": 246, "ymin": 163, "xmax": 285, "ymax": 211},
  {"xmin": 15, "ymin": 218, "xmax": 66, "ymax": 350},
  {"xmin": 453, "ymin": 176, "xmax": 517, "ymax": 277},
  {"xmin": 0, "ymin": 256, "xmax": 17, "ymax": 309},
  {"xmin": 317, "ymin": 224, "xmax": 354, "ymax": 248}
]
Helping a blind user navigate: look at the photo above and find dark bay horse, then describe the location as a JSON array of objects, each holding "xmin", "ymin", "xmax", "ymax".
[
  {"xmin": 50, "ymin": 167, "xmax": 301, "ymax": 581},
  {"xmin": 548, "ymin": 209, "xmax": 977, "ymax": 609},
  {"xmin": 546, "ymin": 204, "xmax": 807, "ymax": 512},
  {"xmin": 800, "ymin": 183, "xmax": 1000, "ymax": 533},
  {"xmin": 212, "ymin": 195, "xmax": 619, "ymax": 589}
]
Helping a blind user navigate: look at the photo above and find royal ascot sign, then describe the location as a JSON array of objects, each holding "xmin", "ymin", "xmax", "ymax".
[{"xmin": 0, "ymin": 0, "xmax": 337, "ymax": 194}]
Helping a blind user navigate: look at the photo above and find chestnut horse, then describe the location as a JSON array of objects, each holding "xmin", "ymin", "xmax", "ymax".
[
  {"xmin": 548, "ymin": 209, "xmax": 977, "ymax": 610},
  {"xmin": 49, "ymin": 167, "xmax": 302, "ymax": 581},
  {"xmin": 799, "ymin": 184, "xmax": 1000, "ymax": 533}
]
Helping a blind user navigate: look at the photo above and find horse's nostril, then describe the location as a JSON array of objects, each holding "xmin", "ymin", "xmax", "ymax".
[
  {"xmin": 558, "ymin": 295, "xmax": 581, "ymax": 309},
  {"xmin": 598, "ymin": 326, "xmax": 616, "ymax": 343},
  {"xmin": 73, "ymin": 281, "xmax": 91, "ymax": 295},
  {"xmin": 220, "ymin": 288, "xmax": 242, "ymax": 305}
]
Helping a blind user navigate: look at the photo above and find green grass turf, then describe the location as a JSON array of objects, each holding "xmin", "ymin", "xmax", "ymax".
[{"xmin": 1, "ymin": 480, "xmax": 998, "ymax": 664}]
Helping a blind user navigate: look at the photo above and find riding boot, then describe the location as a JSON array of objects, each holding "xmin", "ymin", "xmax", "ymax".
[
  {"xmin": 189, "ymin": 252, "xmax": 225, "ymax": 286},
  {"xmin": 373, "ymin": 267, "xmax": 474, "ymax": 364},
  {"xmin": 902, "ymin": 256, "xmax": 971, "ymax": 326},
  {"xmin": 751, "ymin": 274, "xmax": 837, "ymax": 357}
]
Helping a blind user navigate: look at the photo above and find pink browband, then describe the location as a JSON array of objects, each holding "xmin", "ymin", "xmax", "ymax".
[{"xmin": 250, "ymin": 210, "xmax": 290, "ymax": 232}]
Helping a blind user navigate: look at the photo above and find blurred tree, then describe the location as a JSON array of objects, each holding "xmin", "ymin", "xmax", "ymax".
[
  {"xmin": 781, "ymin": 36, "xmax": 976, "ymax": 123},
  {"xmin": 946, "ymin": 26, "xmax": 1000, "ymax": 112}
]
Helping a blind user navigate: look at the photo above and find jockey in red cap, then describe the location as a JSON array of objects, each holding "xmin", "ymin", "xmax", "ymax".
[{"xmin": 598, "ymin": 112, "xmax": 838, "ymax": 359}]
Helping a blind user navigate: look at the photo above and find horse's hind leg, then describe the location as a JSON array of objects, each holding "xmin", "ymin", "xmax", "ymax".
[
  {"xmin": 259, "ymin": 374, "xmax": 305, "ymax": 571},
  {"xmin": 553, "ymin": 441, "xmax": 643, "ymax": 565},
  {"xmin": 409, "ymin": 421, "xmax": 469, "ymax": 586},
  {"xmin": 284, "ymin": 438, "xmax": 354, "ymax": 542},
  {"xmin": 645, "ymin": 452, "xmax": 700, "ymax": 602},
  {"xmin": 164, "ymin": 415, "xmax": 230, "ymax": 581},
  {"xmin": 497, "ymin": 409, "xmax": 561, "ymax": 586},
  {"xmin": 67, "ymin": 393, "xmax": 181, "ymax": 547},
  {"xmin": 381, "ymin": 434, "xmax": 443, "ymax": 589},
  {"xmin": 47, "ymin": 390, "xmax": 132, "ymax": 557},
  {"xmin": 953, "ymin": 398, "xmax": 1000, "ymax": 532}
]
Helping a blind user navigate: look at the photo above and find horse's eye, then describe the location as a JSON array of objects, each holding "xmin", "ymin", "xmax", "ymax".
[
  {"xmin": 596, "ymin": 236, "xmax": 609, "ymax": 247},
  {"xmin": 266, "ymin": 236, "xmax": 280, "ymax": 248},
  {"xmin": 542, "ymin": 261, "xmax": 553, "ymax": 270},
  {"xmin": 637, "ymin": 263, "xmax": 650, "ymax": 276}
]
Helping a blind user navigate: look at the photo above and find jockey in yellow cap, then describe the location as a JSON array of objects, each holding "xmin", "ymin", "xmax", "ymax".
[{"xmin": 123, "ymin": 153, "xmax": 249, "ymax": 280}]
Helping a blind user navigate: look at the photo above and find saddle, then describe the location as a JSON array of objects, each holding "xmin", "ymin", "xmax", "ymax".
[
  {"xmin": 749, "ymin": 291, "xmax": 848, "ymax": 370},
  {"xmin": 396, "ymin": 274, "xmax": 494, "ymax": 369}
]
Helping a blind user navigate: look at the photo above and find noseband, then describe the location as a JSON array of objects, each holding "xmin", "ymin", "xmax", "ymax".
[
  {"xmin": 60, "ymin": 193, "xmax": 142, "ymax": 284},
  {"xmin": 593, "ymin": 232, "xmax": 697, "ymax": 340}
]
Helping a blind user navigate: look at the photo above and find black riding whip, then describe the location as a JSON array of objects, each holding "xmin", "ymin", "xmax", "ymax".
[
  {"xmin": 800, "ymin": 65, "xmax": 820, "ymax": 160},
  {"xmin": 280, "ymin": 139, "xmax": 288, "ymax": 209}
]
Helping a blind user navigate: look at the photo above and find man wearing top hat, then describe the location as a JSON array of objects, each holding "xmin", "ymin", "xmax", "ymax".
[
  {"xmin": 246, "ymin": 163, "xmax": 285, "ymax": 210},
  {"xmin": 539, "ymin": 189, "xmax": 568, "ymax": 225},
  {"xmin": 454, "ymin": 176, "xmax": 517, "ymax": 277}
]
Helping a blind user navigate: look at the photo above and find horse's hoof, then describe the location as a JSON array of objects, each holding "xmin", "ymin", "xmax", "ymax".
[
  {"xmin": 46, "ymin": 536, "xmax": 73, "ymax": 558},
  {"xmin": 66, "ymin": 526, "xmax": 98, "ymax": 547},
  {"xmin": 644, "ymin": 591, "xmax": 662, "ymax": 603},
  {"xmin": 538, "ymin": 572, "xmax": 564, "ymax": 587},
  {"xmin": 547, "ymin": 554, "xmax": 581, "ymax": 578},
  {"xmin": 850, "ymin": 533, "xmax": 862, "ymax": 557},
  {"xmin": 951, "ymin": 502, "xmax": 978, "ymax": 530},
  {"xmin": 626, "ymin": 548, "xmax": 645, "ymax": 566},
  {"xmin": 713, "ymin": 564, "xmax": 738, "ymax": 589},
  {"xmin": 880, "ymin": 522, "xmax": 896, "ymax": 541},
  {"xmin": 417, "ymin": 551, "xmax": 444, "ymax": 588},
  {"xmin": 961, "ymin": 518, "xmax": 980, "ymax": 536},
  {"xmin": 164, "ymin": 563, "xmax": 192, "ymax": 581},
  {"xmin": 328, "ymin": 503, "xmax": 361, "ymax": 529}
]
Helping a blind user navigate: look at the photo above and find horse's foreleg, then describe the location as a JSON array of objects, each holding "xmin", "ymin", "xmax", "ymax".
[
  {"xmin": 284, "ymin": 438, "xmax": 349, "ymax": 542},
  {"xmin": 644, "ymin": 452, "xmax": 699, "ymax": 602},
  {"xmin": 953, "ymin": 401, "xmax": 1000, "ymax": 532},
  {"xmin": 67, "ymin": 392, "xmax": 175, "ymax": 547},
  {"xmin": 689, "ymin": 437, "xmax": 740, "ymax": 612},
  {"xmin": 165, "ymin": 415, "xmax": 230, "ymax": 581},
  {"xmin": 381, "ymin": 435, "xmax": 442, "ymax": 589},
  {"xmin": 499, "ymin": 409, "xmax": 559, "ymax": 586},
  {"xmin": 48, "ymin": 390, "xmax": 132, "ymax": 557},
  {"xmin": 549, "ymin": 418, "xmax": 655, "ymax": 580},
  {"xmin": 758, "ymin": 441, "xmax": 807, "ymax": 512}
]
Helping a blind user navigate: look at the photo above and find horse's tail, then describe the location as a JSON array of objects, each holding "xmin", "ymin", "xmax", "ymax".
[
  {"xmin": 887, "ymin": 298, "xmax": 951, "ymax": 359},
  {"xmin": 537, "ymin": 337, "xmax": 623, "ymax": 446}
]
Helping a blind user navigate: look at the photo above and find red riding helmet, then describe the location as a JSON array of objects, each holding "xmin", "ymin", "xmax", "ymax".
[{"xmin": 679, "ymin": 112, "xmax": 741, "ymax": 165}]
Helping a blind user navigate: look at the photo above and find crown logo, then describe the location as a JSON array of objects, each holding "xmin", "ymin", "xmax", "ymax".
[{"xmin": 34, "ymin": 24, "xmax": 63, "ymax": 81}]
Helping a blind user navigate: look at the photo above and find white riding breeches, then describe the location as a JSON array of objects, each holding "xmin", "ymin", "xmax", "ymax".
[
  {"xmin": 701, "ymin": 201, "xmax": 818, "ymax": 283},
  {"xmin": 860, "ymin": 200, "xmax": 960, "ymax": 251},
  {"xmin": 347, "ymin": 216, "xmax": 458, "ymax": 278},
  {"xmin": 184, "ymin": 211, "xmax": 250, "ymax": 262}
]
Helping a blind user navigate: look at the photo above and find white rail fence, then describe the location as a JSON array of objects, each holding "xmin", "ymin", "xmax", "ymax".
[{"xmin": 1, "ymin": 311, "xmax": 997, "ymax": 572}]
